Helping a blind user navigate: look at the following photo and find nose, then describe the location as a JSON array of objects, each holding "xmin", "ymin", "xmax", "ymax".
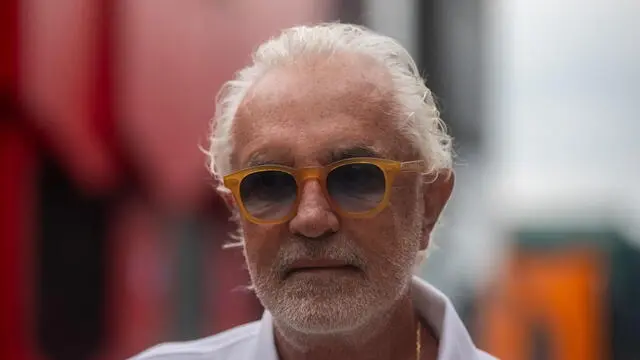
[{"xmin": 289, "ymin": 180, "xmax": 340, "ymax": 238}]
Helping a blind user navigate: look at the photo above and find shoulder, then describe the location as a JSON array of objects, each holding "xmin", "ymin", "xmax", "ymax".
[
  {"xmin": 129, "ymin": 321, "xmax": 261, "ymax": 360},
  {"xmin": 477, "ymin": 349, "xmax": 499, "ymax": 360}
]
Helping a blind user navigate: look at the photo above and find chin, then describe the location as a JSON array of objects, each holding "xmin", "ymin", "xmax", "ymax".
[
  {"xmin": 264, "ymin": 280, "xmax": 383, "ymax": 334},
  {"xmin": 280, "ymin": 296, "xmax": 371, "ymax": 334},
  {"xmin": 253, "ymin": 270, "xmax": 410, "ymax": 334}
]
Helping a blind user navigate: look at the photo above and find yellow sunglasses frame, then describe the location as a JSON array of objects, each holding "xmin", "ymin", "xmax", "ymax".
[{"xmin": 223, "ymin": 157, "xmax": 427, "ymax": 225}]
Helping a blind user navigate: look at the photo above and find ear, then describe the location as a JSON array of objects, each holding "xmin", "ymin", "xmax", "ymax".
[{"xmin": 419, "ymin": 169, "xmax": 455, "ymax": 251}]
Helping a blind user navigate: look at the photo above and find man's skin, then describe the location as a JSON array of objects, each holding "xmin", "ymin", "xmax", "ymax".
[{"xmin": 225, "ymin": 51, "xmax": 454, "ymax": 360}]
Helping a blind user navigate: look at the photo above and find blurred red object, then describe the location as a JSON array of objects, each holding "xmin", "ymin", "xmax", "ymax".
[{"xmin": 1, "ymin": 1, "xmax": 333, "ymax": 359}]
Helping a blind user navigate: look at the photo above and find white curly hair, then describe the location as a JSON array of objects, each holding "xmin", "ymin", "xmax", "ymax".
[{"xmin": 206, "ymin": 23, "xmax": 453, "ymax": 266}]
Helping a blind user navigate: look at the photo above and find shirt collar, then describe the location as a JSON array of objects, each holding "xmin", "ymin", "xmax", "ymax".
[
  {"xmin": 252, "ymin": 276, "xmax": 480, "ymax": 360},
  {"xmin": 410, "ymin": 276, "xmax": 480, "ymax": 359},
  {"xmin": 254, "ymin": 311, "xmax": 278, "ymax": 360}
]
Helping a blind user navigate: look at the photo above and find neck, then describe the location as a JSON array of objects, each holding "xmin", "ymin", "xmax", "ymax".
[{"xmin": 273, "ymin": 291, "xmax": 438, "ymax": 360}]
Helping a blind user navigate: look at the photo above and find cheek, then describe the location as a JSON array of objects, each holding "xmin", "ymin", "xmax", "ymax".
[
  {"xmin": 344, "ymin": 212, "xmax": 407, "ymax": 265},
  {"xmin": 242, "ymin": 222, "xmax": 285, "ymax": 271},
  {"xmin": 384, "ymin": 184, "xmax": 424, "ymax": 253},
  {"xmin": 344, "ymin": 180, "xmax": 423, "ymax": 261},
  {"xmin": 390, "ymin": 176, "xmax": 422, "ymax": 220}
]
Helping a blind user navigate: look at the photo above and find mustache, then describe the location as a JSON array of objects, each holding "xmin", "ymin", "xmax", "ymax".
[{"xmin": 275, "ymin": 236, "xmax": 367, "ymax": 276}]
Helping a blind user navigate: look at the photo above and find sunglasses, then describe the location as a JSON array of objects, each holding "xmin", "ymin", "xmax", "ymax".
[{"xmin": 223, "ymin": 157, "xmax": 427, "ymax": 224}]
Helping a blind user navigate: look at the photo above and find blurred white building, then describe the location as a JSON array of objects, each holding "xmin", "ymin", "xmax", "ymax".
[{"xmin": 364, "ymin": 0, "xmax": 640, "ymax": 303}]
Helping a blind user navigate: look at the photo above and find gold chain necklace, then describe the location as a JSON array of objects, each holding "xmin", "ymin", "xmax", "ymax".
[{"xmin": 415, "ymin": 320, "xmax": 421, "ymax": 360}]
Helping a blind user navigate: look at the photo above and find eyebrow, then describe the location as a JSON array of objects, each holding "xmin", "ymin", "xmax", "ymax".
[
  {"xmin": 245, "ymin": 154, "xmax": 287, "ymax": 167},
  {"xmin": 243, "ymin": 145, "xmax": 382, "ymax": 168},
  {"xmin": 328, "ymin": 145, "xmax": 381, "ymax": 163},
  {"xmin": 246, "ymin": 155, "xmax": 264, "ymax": 167}
]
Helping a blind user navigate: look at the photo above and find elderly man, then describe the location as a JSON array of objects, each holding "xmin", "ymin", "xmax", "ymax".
[{"xmin": 133, "ymin": 23, "xmax": 495, "ymax": 360}]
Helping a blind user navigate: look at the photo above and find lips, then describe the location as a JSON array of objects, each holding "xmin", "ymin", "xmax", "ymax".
[{"xmin": 285, "ymin": 259, "xmax": 360, "ymax": 277}]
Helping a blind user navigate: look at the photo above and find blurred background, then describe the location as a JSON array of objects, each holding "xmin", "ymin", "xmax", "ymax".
[{"xmin": 1, "ymin": 0, "xmax": 639, "ymax": 359}]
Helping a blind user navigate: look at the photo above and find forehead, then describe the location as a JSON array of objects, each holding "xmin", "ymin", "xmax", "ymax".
[{"xmin": 231, "ymin": 52, "xmax": 411, "ymax": 168}]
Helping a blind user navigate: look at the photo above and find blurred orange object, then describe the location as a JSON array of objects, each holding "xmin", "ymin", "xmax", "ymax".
[{"xmin": 479, "ymin": 247, "xmax": 606, "ymax": 360}]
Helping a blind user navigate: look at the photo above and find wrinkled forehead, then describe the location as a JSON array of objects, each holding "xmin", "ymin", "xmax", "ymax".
[{"xmin": 230, "ymin": 52, "xmax": 414, "ymax": 169}]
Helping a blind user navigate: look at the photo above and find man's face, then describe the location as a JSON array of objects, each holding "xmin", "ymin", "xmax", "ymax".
[{"xmin": 228, "ymin": 53, "xmax": 451, "ymax": 334}]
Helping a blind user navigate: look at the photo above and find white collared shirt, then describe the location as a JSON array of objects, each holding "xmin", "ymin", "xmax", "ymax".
[{"xmin": 131, "ymin": 277, "xmax": 496, "ymax": 360}]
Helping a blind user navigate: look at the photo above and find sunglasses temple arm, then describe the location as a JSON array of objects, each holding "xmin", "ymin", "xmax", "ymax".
[{"xmin": 399, "ymin": 161, "xmax": 427, "ymax": 172}]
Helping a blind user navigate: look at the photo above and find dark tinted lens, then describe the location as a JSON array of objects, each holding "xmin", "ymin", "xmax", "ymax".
[
  {"xmin": 239, "ymin": 170, "xmax": 297, "ymax": 220},
  {"xmin": 327, "ymin": 163, "xmax": 385, "ymax": 212}
]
